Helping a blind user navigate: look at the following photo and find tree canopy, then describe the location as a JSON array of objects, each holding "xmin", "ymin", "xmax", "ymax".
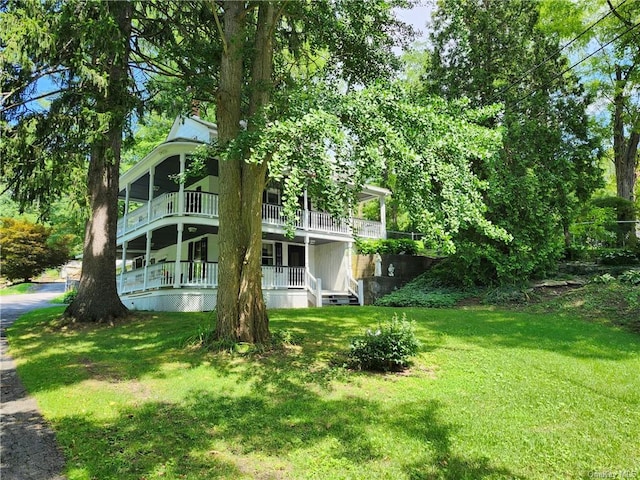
[
  {"xmin": 423, "ymin": 0, "xmax": 603, "ymax": 284},
  {"xmin": 133, "ymin": 0, "xmax": 510, "ymax": 341},
  {"xmin": 0, "ymin": 217, "xmax": 73, "ymax": 283},
  {"xmin": 1, "ymin": 0, "xmax": 136, "ymax": 321},
  {"xmin": 539, "ymin": 0, "xmax": 640, "ymax": 241}
]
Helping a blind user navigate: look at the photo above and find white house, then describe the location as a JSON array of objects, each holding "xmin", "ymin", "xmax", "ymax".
[{"xmin": 116, "ymin": 116, "xmax": 389, "ymax": 312}]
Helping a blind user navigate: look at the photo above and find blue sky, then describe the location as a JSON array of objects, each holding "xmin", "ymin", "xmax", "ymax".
[{"xmin": 395, "ymin": 2, "xmax": 433, "ymax": 45}]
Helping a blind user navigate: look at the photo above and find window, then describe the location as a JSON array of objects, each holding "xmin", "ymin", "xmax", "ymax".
[
  {"xmin": 188, "ymin": 237, "xmax": 208, "ymax": 281},
  {"xmin": 188, "ymin": 237, "xmax": 208, "ymax": 262},
  {"xmin": 261, "ymin": 242, "xmax": 274, "ymax": 266},
  {"xmin": 262, "ymin": 187, "xmax": 281, "ymax": 205}
]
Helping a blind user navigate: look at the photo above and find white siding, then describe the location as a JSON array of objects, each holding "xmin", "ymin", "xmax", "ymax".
[
  {"xmin": 122, "ymin": 288, "xmax": 308, "ymax": 312},
  {"xmin": 313, "ymin": 242, "xmax": 348, "ymax": 291},
  {"xmin": 169, "ymin": 118, "xmax": 211, "ymax": 143},
  {"xmin": 186, "ymin": 175, "xmax": 219, "ymax": 195}
]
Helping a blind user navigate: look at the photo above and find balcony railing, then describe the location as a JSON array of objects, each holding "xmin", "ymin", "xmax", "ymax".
[
  {"xmin": 118, "ymin": 191, "xmax": 383, "ymax": 239},
  {"xmin": 261, "ymin": 265, "xmax": 305, "ymax": 289},
  {"xmin": 118, "ymin": 261, "xmax": 306, "ymax": 295}
]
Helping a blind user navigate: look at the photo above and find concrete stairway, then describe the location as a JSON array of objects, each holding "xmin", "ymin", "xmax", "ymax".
[{"xmin": 322, "ymin": 292, "xmax": 360, "ymax": 306}]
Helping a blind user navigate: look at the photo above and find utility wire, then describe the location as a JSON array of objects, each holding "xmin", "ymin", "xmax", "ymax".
[
  {"xmin": 481, "ymin": 0, "xmax": 630, "ymax": 107},
  {"xmin": 510, "ymin": 19, "xmax": 640, "ymax": 110}
]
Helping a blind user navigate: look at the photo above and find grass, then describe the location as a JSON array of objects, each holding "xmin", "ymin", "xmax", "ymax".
[
  {"xmin": 7, "ymin": 305, "xmax": 640, "ymax": 480},
  {"xmin": 0, "ymin": 282, "xmax": 36, "ymax": 295},
  {"xmin": 525, "ymin": 282, "xmax": 640, "ymax": 333}
]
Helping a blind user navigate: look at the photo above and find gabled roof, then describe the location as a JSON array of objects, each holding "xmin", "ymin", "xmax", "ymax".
[{"xmin": 167, "ymin": 116, "xmax": 218, "ymax": 143}]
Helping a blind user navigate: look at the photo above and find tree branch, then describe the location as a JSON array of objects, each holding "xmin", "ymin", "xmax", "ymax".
[
  {"xmin": 210, "ymin": 0, "xmax": 227, "ymax": 55},
  {"xmin": 1, "ymin": 66, "xmax": 70, "ymax": 106},
  {"xmin": 1, "ymin": 88, "xmax": 66, "ymax": 113},
  {"xmin": 607, "ymin": 0, "xmax": 633, "ymax": 27}
]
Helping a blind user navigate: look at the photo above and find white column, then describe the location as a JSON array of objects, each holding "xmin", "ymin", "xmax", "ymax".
[
  {"xmin": 304, "ymin": 235, "xmax": 310, "ymax": 272},
  {"xmin": 178, "ymin": 153, "xmax": 186, "ymax": 215},
  {"xmin": 147, "ymin": 167, "xmax": 155, "ymax": 221},
  {"xmin": 174, "ymin": 223, "xmax": 184, "ymax": 288},
  {"xmin": 143, "ymin": 231, "xmax": 152, "ymax": 290},
  {"xmin": 119, "ymin": 241, "xmax": 128, "ymax": 293},
  {"xmin": 346, "ymin": 241, "xmax": 354, "ymax": 291},
  {"xmin": 380, "ymin": 195, "xmax": 387, "ymax": 239},
  {"xmin": 316, "ymin": 278, "xmax": 322, "ymax": 307},
  {"xmin": 123, "ymin": 183, "xmax": 130, "ymax": 233},
  {"xmin": 303, "ymin": 189, "xmax": 309, "ymax": 230}
]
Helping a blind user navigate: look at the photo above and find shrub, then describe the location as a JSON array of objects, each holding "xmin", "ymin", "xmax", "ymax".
[
  {"xmin": 590, "ymin": 273, "xmax": 617, "ymax": 284},
  {"xmin": 0, "ymin": 217, "xmax": 73, "ymax": 282},
  {"xmin": 62, "ymin": 289, "xmax": 78, "ymax": 304},
  {"xmin": 375, "ymin": 272, "xmax": 475, "ymax": 307},
  {"xmin": 375, "ymin": 289, "xmax": 462, "ymax": 308},
  {"xmin": 599, "ymin": 249, "xmax": 638, "ymax": 266},
  {"xmin": 563, "ymin": 244, "xmax": 587, "ymax": 261},
  {"xmin": 355, "ymin": 238, "xmax": 418, "ymax": 256},
  {"xmin": 348, "ymin": 314, "xmax": 420, "ymax": 372},
  {"xmin": 482, "ymin": 286, "xmax": 532, "ymax": 305},
  {"xmin": 619, "ymin": 269, "xmax": 640, "ymax": 286}
]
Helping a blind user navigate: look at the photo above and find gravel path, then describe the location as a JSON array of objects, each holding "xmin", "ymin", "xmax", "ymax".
[{"xmin": 1, "ymin": 283, "xmax": 67, "ymax": 480}]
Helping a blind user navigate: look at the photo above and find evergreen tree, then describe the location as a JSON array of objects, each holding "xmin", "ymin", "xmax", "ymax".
[
  {"xmin": 426, "ymin": 0, "xmax": 603, "ymax": 284},
  {"xmin": 1, "ymin": 0, "xmax": 138, "ymax": 321},
  {"xmin": 539, "ymin": 0, "xmax": 640, "ymax": 244}
]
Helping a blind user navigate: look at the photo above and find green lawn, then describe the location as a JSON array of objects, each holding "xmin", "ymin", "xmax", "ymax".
[
  {"xmin": 0, "ymin": 282, "xmax": 36, "ymax": 295},
  {"xmin": 7, "ymin": 306, "xmax": 640, "ymax": 480}
]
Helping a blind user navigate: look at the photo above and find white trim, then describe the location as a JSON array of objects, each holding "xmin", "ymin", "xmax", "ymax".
[
  {"xmin": 120, "ymin": 287, "xmax": 308, "ymax": 312},
  {"xmin": 119, "ymin": 141, "xmax": 201, "ymax": 193}
]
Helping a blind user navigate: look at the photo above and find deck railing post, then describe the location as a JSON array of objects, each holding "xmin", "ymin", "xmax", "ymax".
[
  {"xmin": 174, "ymin": 224, "xmax": 183, "ymax": 288},
  {"xmin": 119, "ymin": 241, "xmax": 128, "ymax": 294},
  {"xmin": 316, "ymin": 278, "xmax": 322, "ymax": 307}
]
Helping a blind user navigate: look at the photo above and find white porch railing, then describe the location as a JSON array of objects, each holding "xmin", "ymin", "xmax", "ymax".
[
  {"xmin": 118, "ymin": 191, "xmax": 219, "ymax": 236},
  {"xmin": 261, "ymin": 266, "xmax": 305, "ymax": 289},
  {"xmin": 351, "ymin": 218, "xmax": 385, "ymax": 239},
  {"xmin": 118, "ymin": 191, "xmax": 383, "ymax": 239},
  {"xmin": 308, "ymin": 211, "xmax": 350, "ymax": 235},
  {"xmin": 305, "ymin": 270, "xmax": 323, "ymax": 307},
  {"xmin": 120, "ymin": 261, "xmax": 177, "ymax": 294},
  {"xmin": 262, "ymin": 204, "xmax": 304, "ymax": 229},
  {"xmin": 150, "ymin": 191, "xmax": 180, "ymax": 222},
  {"xmin": 119, "ymin": 262, "xmax": 308, "ymax": 294},
  {"xmin": 179, "ymin": 261, "xmax": 218, "ymax": 287},
  {"xmin": 184, "ymin": 190, "xmax": 219, "ymax": 216},
  {"xmin": 347, "ymin": 274, "xmax": 361, "ymax": 306}
]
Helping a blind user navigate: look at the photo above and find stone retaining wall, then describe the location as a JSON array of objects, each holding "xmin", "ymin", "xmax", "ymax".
[{"xmin": 353, "ymin": 254, "xmax": 440, "ymax": 305}]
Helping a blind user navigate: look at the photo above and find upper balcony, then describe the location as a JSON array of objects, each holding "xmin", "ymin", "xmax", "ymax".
[{"xmin": 117, "ymin": 190, "xmax": 385, "ymax": 241}]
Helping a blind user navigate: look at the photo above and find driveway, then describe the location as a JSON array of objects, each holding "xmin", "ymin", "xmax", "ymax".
[{"xmin": 1, "ymin": 282, "xmax": 67, "ymax": 480}]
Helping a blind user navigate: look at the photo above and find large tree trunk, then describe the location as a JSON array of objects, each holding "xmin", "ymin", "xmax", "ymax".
[
  {"xmin": 65, "ymin": 2, "xmax": 130, "ymax": 323},
  {"xmin": 65, "ymin": 143, "xmax": 128, "ymax": 322},
  {"xmin": 215, "ymin": 1, "xmax": 276, "ymax": 343},
  {"xmin": 613, "ymin": 65, "xmax": 639, "ymax": 244}
]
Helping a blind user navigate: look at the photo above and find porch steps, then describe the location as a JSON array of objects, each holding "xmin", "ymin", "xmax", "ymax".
[{"xmin": 322, "ymin": 292, "xmax": 360, "ymax": 306}]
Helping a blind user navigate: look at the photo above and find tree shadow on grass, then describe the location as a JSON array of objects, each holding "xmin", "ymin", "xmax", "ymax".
[
  {"xmin": 8, "ymin": 311, "xmax": 218, "ymax": 393},
  {"xmin": 271, "ymin": 305, "xmax": 640, "ymax": 362},
  {"xmin": 43, "ymin": 332, "xmax": 518, "ymax": 479},
  {"xmin": 390, "ymin": 400, "xmax": 525, "ymax": 480},
  {"xmin": 53, "ymin": 377, "xmax": 521, "ymax": 480}
]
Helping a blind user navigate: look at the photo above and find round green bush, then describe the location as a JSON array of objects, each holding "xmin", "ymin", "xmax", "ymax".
[{"xmin": 348, "ymin": 314, "xmax": 420, "ymax": 372}]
